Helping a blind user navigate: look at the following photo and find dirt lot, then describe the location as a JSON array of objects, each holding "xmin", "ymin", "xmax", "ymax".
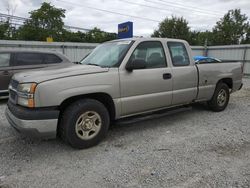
[{"xmin": 0, "ymin": 79, "xmax": 250, "ymax": 188}]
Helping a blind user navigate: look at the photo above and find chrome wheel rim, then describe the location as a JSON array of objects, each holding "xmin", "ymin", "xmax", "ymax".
[
  {"xmin": 75, "ymin": 111, "xmax": 102, "ymax": 140},
  {"xmin": 217, "ymin": 89, "xmax": 227, "ymax": 107}
]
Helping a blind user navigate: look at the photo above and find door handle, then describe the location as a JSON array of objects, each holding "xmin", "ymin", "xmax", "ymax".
[{"xmin": 163, "ymin": 73, "xmax": 172, "ymax": 80}]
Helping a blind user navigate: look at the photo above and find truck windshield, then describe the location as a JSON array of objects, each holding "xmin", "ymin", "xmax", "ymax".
[{"xmin": 80, "ymin": 41, "xmax": 132, "ymax": 67}]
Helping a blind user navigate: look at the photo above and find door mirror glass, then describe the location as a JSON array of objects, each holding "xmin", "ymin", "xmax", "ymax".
[{"xmin": 126, "ymin": 59, "xmax": 146, "ymax": 71}]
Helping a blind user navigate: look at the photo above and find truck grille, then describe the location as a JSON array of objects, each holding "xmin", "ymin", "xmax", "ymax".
[
  {"xmin": 9, "ymin": 90, "xmax": 17, "ymax": 101},
  {"xmin": 10, "ymin": 79, "xmax": 19, "ymax": 90}
]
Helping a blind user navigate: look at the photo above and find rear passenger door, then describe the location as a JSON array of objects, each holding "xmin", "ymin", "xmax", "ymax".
[
  {"xmin": 167, "ymin": 42, "xmax": 198, "ymax": 105},
  {"xmin": 12, "ymin": 52, "xmax": 47, "ymax": 74},
  {"xmin": 0, "ymin": 53, "xmax": 13, "ymax": 92}
]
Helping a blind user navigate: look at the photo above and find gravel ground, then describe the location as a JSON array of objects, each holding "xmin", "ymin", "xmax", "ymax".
[{"xmin": 0, "ymin": 79, "xmax": 250, "ymax": 188}]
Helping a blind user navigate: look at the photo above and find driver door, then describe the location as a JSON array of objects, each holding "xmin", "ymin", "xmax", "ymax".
[{"xmin": 119, "ymin": 41, "xmax": 173, "ymax": 116}]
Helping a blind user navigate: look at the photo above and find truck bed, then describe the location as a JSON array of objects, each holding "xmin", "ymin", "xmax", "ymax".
[{"xmin": 196, "ymin": 62, "xmax": 243, "ymax": 101}]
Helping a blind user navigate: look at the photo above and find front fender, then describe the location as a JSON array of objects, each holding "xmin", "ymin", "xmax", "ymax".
[{"xmin": 34, "ymin": 70, "xmax": 120, "ymax": 107}]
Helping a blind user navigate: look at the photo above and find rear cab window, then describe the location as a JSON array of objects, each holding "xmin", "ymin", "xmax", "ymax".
[
  {"xmin": 14, "ymin": 53, "xmax": 44, "ymax": 66},
  {"xmin": 167, "ymin": 42, "xmax": 190, "ymax": 66},
  {"xmin": 0, "ymin": 53, "xmax": 11, "ymax": 67}
]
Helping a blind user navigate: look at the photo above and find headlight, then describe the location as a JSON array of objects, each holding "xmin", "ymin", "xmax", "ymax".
[
  {"xmin": 18, "ymin": 83, "xmax": 37, "ymax": 93},
  {"xmin": 17, "ymin": 83, "xmax": 37, "ymax": 108}
]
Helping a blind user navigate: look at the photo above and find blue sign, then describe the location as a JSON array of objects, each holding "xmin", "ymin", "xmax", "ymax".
[{"xmin": 118, "ymin": 21, "xmax": 133, "ymax": 39}]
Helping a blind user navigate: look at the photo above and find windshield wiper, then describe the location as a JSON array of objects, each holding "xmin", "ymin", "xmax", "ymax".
[
  {"xmin": 86, "ymin": 63, "xmax": 110, "ymax": 68},
  {"xmin": 86, "ymin": 63, "xmax": 101, "ymax": 67}
]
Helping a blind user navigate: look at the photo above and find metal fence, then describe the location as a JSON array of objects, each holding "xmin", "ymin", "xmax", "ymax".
[
  {"xmin": 0, "ymin": 40, "xmax": 249, "ymax": 74},
  {"xmin": 0, "ymin": 40, "xmax": 98, "ymax": 62},
  {"xmin": 191, "ymin": 44, "xmax": 250, "ymax": 75}
]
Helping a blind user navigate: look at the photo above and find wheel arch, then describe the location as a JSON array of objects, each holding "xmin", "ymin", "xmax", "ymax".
[
  {"xmin": 216, "ymin": 78, "xmax": 233, "ymax": 89},
  {"xmin": 58, "ymin": 92, "xmax": 116, "ymax": 122}
]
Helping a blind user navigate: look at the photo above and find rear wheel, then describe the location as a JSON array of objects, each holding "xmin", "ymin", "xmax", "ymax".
[
  {"xmin": 59, "ymin": 99, "xmax": 110, "ymax": 149},
  {"xmin": 208, "ymin": 82, "xmax": 230, "ymax": 112}
]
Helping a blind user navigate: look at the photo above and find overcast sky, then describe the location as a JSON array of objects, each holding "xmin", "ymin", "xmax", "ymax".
[{"xmin": 1, "ymin": 0, "xmax": 250, "ymax": 36}]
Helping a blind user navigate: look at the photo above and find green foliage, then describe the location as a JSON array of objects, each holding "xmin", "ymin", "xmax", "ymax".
[
  {"xmin": 14, "ymin": 2, "xmax": 116, "ymax": 43},
  {"xmin": 18, "ymin": 2, "xmax": 65, "ymax": 41},
  {"xmin": 61, "ymin": 30, "xmax": 86, "ymax": 42},
  {"xmin": 152, "ymin": 16, "xmax": 191, "ymax": 42},
  {"xmin": 242, "ymin": 27, "xmax": 250, "ymax": 44},
  {"xmin": 189, "ymin": 31, "xmax": 214, "ymax": 46},
  {"xmin": 152, "ymin": 9, "xmax": 250, "ymax": 45},
  {"xmin": 0, "ymin": 21, "xmax": 10, "ymax": 39},
  {"xmin": 213, "ymin": 9, "xmax": 250, "ymax": 45},
  {"xmin": 61, "ymin": 29, "xmax": 117, "ymax": 43},
  {"xmin": 85, "ymin": 27, "xmax": 117, "ymax": 43},
  {"xmin": 0, "ymin": 21, "xmax": 19, "ymax": 40}
]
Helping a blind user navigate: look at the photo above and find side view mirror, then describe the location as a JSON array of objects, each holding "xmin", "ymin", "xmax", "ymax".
[{"xmin": 126, "ymin": 59, "xmax": 146, "ymax": 71}]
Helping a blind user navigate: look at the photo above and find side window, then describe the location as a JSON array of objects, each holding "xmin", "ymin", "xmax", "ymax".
[
  {"xmin": 167, "ymin": 42, "xmax": 190, "ymax": 66},
  {"xmin": 15, "ymin": 53, "xmax": 43, "ymax": 66},
  {"xmin": 44, "ymin": 54, "xmax": 62, "ymax": 64},
  {"xmin": 129, "ymin": 41, "xmax": 167, "ymax": 68},
  {"xmin": 0, "ymin": 53, "xmax": 11, "ymax": 67}
]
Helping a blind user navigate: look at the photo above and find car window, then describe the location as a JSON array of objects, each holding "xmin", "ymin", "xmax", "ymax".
[
  {"xmin": 129, "ymin": 41, "xmax": 167, "ymax": 68},
  {"xmin": 44, "ymin": 54, "xmax": 62, "ymax": 64},
  {"xmin": 81, "ymin": 41, "xmax": 132, "ymax": 67},
  {"xmin": 0, "ymin": 53, "xmax": 10, "ymax": 67},
  {"xmin": 15, "ymin": 53, "xmax": 43, "ymax": 66},
  {"xmin": 168, "ymin": 42, "xmax": 190, "ymax": 66}
]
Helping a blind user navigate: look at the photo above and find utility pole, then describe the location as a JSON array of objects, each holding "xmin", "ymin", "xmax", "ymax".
[{"xmin": 204, "ymin": 38, "xmax": 208, "ymax": 56}]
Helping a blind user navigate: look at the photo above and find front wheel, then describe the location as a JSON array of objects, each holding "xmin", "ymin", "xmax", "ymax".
[
  {"xmin": 59, "ymin": 99, "xmax": 110, "ymax": 149},
  {"xmin": 208, "ymin": 83, "xmax": 230, "ymax": 112}
]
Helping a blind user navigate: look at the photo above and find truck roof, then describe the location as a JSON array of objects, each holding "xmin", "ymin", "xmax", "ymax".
[{"xmin": 109, "ymin": 37, "xmax": 188, "ymax": 44}]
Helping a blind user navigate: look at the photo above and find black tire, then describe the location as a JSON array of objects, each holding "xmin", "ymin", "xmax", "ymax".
[
  {"xmin": 59, "ymin": 99, "xmax": 110, "ymax": 149},
  {"xmin": 208, "ymin": 82, "xmax": 230, "ymax": 112}
]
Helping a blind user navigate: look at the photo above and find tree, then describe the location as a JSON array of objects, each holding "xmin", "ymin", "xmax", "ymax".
[
  {"xmin": 60, "ymin": 30, "xmax": 87, "ymax": 42},
  {"xmin": 190, "ymin": 31, "xmax": 214, "ymax": 46},
  {"xmin": 213, "ymin": 9, "xmax": 250, "ymax": 45},
  {"xmin": 242, "ymin": 27, "xmax": 250, "ymax": 44},
  {"xmin": 152, "ymin": 16, "xmax": 191, "ymax": 42},
  {"xmin": 18, "ymin": 2, "xmax": 65, "ymax": 41},
  {"xmin": 15, "ymin": 3, "xmax": 116, "ymax": 42},
  {"xmin": 85, "ymin": 27, "xmax": 117, "ymax": 43},
  {"xmin": 0, "ymin": 21, "xmax": 10, "ymax": 39}
]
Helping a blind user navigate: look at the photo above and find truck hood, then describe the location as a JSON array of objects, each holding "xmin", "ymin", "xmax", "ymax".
[{"xmin": 12, "ymin": 64, "xmax": 109, "ymax": 83}]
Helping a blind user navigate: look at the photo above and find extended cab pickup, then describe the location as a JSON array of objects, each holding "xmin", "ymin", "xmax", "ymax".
[{"xmin": 5, "ymin": 38, "xmax": 243, "ymax": 149}]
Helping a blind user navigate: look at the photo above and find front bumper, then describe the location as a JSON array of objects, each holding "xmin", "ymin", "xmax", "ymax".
[{"xmin": 5, "ymin": 102, "xmax": 59, "ymax": 139}]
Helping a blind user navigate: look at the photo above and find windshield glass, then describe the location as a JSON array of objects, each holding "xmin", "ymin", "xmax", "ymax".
[{"xmin": 80, "ymin": 41, "xmax": 132, "ymax": 67}]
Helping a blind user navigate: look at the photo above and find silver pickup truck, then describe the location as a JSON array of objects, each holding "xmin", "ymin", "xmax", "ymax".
[{"xmin": 5, "ymin": 38, "xmax": 243, "ymax": 149}]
